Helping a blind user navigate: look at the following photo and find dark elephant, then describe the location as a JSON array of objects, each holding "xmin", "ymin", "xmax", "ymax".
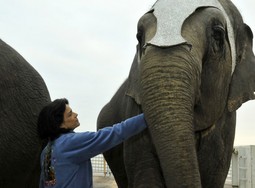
[
  {"xmin": 0, "ymin": 39, "xmax": 51, "ymax": 188},
  {"xmin": 97, "ymin": 0, "xmax": 255, "ymax": 187}
]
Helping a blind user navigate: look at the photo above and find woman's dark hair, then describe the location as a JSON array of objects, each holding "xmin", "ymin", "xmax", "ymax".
[{"xmin": 37, "ymin": 98, "xmax": 70, "ymax": 140}]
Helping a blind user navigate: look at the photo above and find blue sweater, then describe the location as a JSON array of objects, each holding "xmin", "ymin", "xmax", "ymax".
[{"xmin": 39, "ymin": 113, "xmax": 146, "ymax": 188}]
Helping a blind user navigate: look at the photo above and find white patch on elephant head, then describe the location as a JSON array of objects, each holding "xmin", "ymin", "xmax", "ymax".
[{"xmin": 147, "ymin": 0, "xmax": 236, "ymax": 74}]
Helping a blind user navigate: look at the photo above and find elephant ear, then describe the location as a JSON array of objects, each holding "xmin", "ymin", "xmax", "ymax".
[
  {"xmin": 228, "ymin": 25, "xmax": 255, "ymax": 112},
  {"xmin": 125, "ymin": 45, "xmax": 142, "ymax": 105}
]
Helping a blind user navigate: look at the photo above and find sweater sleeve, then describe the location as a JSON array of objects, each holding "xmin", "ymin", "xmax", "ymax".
[{"xmin": 58, "ymin": 113, "xmax": 147, "ymax": 163}]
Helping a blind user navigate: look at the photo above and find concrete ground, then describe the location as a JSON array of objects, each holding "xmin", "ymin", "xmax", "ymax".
[
  {"xmin": 93, "ymin": 176, "xmax": 117, "ymax": 188},
  {"xmin": 93, "ymin": 176, "xmax": 232, "ymax": 188}
]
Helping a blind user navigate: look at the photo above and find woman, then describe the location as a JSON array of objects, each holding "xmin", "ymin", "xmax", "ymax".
[{"xmin": 37, "ymin": 98, "xmax": 147, "ymax": 188}]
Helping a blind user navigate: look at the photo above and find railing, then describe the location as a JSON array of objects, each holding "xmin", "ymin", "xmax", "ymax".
[{"xmin": 225, "ymin": 161, "xmax": 232, "ymax": 186}]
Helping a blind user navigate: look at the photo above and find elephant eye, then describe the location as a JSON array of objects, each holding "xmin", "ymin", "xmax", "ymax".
[
  {"xmin": 212, "ymin": 25, "xmax": 225, "ymax": 41},
  {"xmin": 211, "ymin": 25, "xmax": 225, "ymax": 53},
  {"xmin": 136, "ymin": 30, "xmax": 143, "ymax": 44},
  {"xmin": 136, "ymin": 29, "xmax": 145, "ymax": 58}
]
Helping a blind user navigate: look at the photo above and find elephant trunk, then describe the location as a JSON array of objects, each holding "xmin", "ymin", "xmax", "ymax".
[{"xmin": 141, "ymin": 46, "xmax": 201, "ymax": 187}]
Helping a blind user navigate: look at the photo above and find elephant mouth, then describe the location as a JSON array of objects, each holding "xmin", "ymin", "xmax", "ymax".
[{"xmin": 195, "ymin": 124, "xmax": 216, "ymax": 140}]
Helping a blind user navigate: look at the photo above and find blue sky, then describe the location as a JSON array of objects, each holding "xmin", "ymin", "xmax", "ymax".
[{"xmin": 0, "ymin": 0, "xmax": 254, "ymax": 146}]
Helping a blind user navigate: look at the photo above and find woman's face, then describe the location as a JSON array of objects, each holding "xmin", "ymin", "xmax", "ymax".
[{"xmin": 60, "ymin": 104, "xmax": 80, "ymax": 130}]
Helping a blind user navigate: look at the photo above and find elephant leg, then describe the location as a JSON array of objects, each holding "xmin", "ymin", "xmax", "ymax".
[
  {"xmin": 97, "ymin": 103, "xmax": 129, "ymax": 188},
  {"xmin": 197, "ymin": 110, "xmax": 236, "ymax": 188},
  {"xmin": 103, "ymin": 144, "xmax": 128, "ymax": 188},
  {"xmin": 124, "ymin": 130, "xmax": 166, "ymax": 188}
]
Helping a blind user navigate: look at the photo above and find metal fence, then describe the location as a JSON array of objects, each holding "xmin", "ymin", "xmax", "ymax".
[
  {"xmin": 91, "ymin": 155, "xmax": 233, "ymax": 180},
  {"xmin": 92, "ymin": 154, "xmax": 234, "ymax": 183},
  {"xmin": 231, "ymin": 145, "xmax": 255, "ymax": 188},
  {"xmin": 225, "ymin": 161, "xmax": 232, "ymax": 186},
  {"xmin": 93, "ymin": 147, "xmax": 255, "ymax": 188},
  {"xmin": 92, "ymin": 154, "xmax": 112, "ymax": 176}
]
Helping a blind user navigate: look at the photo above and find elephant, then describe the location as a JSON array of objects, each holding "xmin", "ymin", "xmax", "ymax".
[
  {"xmin": 0, "ymin": 39, "xmax": 51, "ymax": 188},
  {"xmin": 97, "ymin": 0, "xmax": 255, "ymax": 187}
]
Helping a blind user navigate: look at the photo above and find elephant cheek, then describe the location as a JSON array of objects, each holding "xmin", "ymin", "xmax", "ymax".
[{"xmin": 140, "ymin": 47, "xmax": 202, "ymax": 187}]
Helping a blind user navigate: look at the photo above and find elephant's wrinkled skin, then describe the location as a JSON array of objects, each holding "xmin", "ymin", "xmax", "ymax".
[
  {"xmin": 0, "ymin": 39, "xmax": 51, "ymax": 188},
  {"xmin": 97, "ymin": 0, "xmax": 255, "ymax": 187}
]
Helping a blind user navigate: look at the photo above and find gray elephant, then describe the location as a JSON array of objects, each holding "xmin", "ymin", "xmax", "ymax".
[
  {"xmin": 0, "ymin": 39, "xmax": 51, "ymax": 188},
  {"xmin": 97, "ymin": 0, "xmax": 255, "ymax": 187}
]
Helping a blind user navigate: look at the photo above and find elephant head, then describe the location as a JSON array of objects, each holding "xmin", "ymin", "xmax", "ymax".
[{"xmin": 126, "ymin": 0, "xmax": 255, "ymax": 186}]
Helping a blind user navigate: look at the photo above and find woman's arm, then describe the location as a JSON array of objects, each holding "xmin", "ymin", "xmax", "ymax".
[{"xmin": 58, "ymin": 113, "xmax": 147, "ymax": 163}]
